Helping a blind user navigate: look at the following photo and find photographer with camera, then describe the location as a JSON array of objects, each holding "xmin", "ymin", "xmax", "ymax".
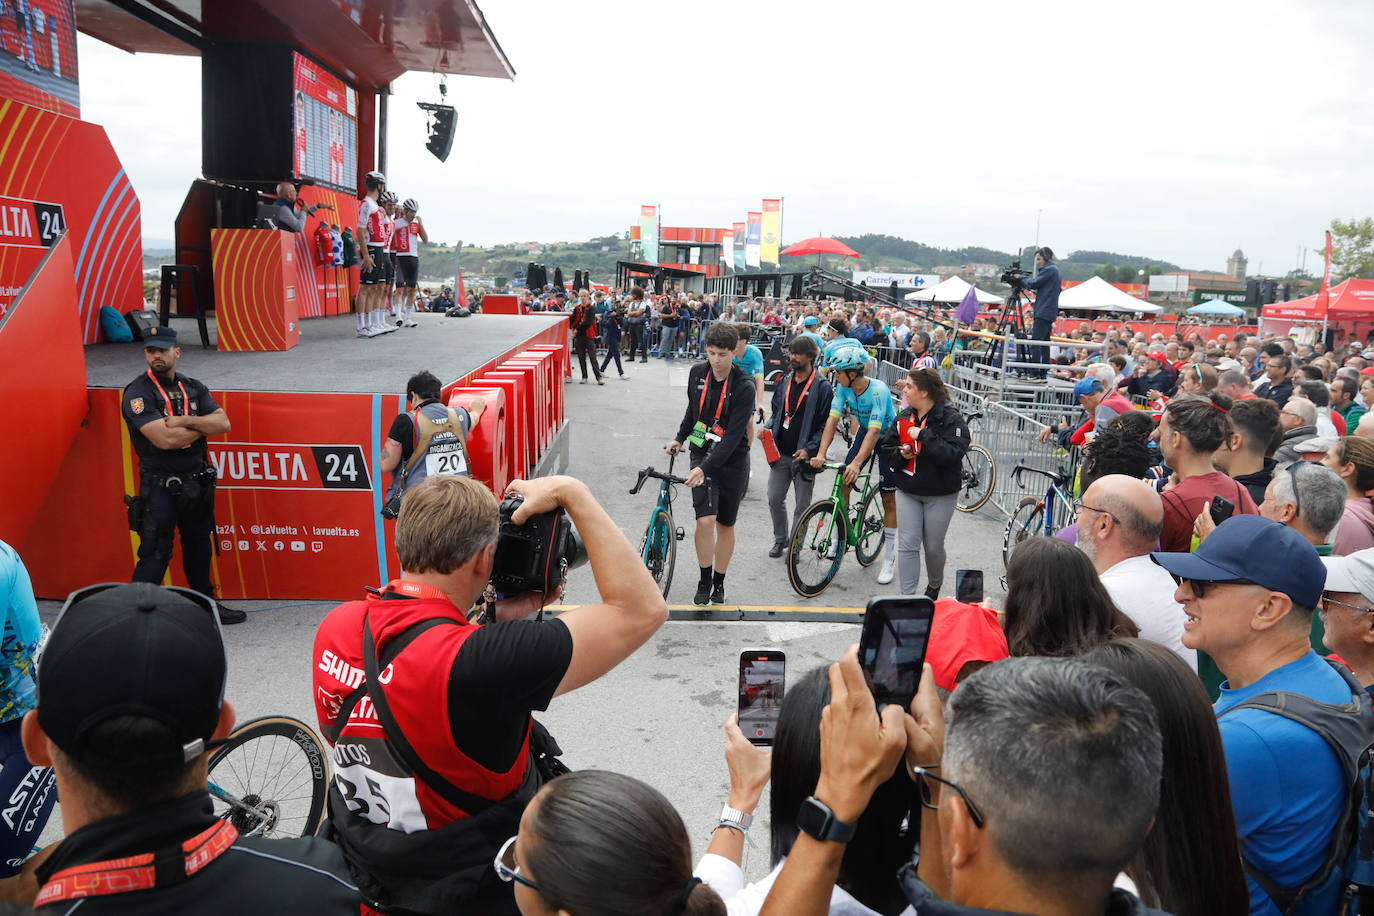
[
  {"xmin": 1016, "ymin": 247, "xmax": 1060, "ymax": 380},
  {"xmin": 379, "ymin": 371, "xmax": 485, "ymax": 518},
  {"xmin": 312, "ymin": 474, "xmax": 667, "ymax": 916}
]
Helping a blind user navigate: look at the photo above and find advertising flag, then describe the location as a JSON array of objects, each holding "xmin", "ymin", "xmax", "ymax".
[
  {"xmin": 1317, "ymin": 229, "xmax": 1333, "ymax": 317},
  {"xmin": 720, "ymin": 230, "xmax": 734, "ymax": 269},
  {"xmin": 745, "ymin": 211, "xmax": 762, "ymax": 268},
  {"xmin": 640, "ymin": 205, "xmax": 658, "ymax": 265},
  {"xmin": 733, "ymin": 222, "xmax": 746, "ymax": 271},
  {"xmin": 760, "ymin": 199, "xmax": 781, "ymax": 265}
]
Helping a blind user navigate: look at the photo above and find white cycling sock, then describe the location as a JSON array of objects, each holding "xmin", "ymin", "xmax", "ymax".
[
  {"xmin": 356, "ymin": 311, "xmax": 366, "ymax": 332},
  {"xmin": 883, "ymin": 528, "xmax": 897, "ymax": 562}
]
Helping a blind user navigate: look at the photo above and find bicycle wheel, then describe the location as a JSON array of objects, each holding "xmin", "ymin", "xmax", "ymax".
[
  {"xmin": 208, "ymin": 715, "xmax": 330, "ymax": 839},
  {"xmin": 640, "ymin": 508, "xmax": 677, "ymax": 600},
  {"xmin": 852, "ymin": 487, "xmax": 886, "ymax": 567},
  {"xmin": 956, "ymin": 444, "xmax": 996, "ymax": 513},
  {"xmin": 1002, "ymin": 496, "xmax": 1043, "ymax": 571},
  {"xmin": 787, "ymin": 500, "xmax": 847, "ymax": 598}
]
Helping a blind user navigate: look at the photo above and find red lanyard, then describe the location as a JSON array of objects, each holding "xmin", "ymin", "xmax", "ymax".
[
  {"xmin": 147, "ymin": 370, "xmax": 190, "ymax": 417},
  {"xmin": 697, "ymin": 371, "xmax": 730, "ymax": 427},
  {"xmin": 783, "ymin": 370, "xmax": 816, "ymax": 424}
]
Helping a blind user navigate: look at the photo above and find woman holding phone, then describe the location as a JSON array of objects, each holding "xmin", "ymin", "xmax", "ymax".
[{"xmin": 880, "ymin": 367, "xmax": 970, "ymax": 599}]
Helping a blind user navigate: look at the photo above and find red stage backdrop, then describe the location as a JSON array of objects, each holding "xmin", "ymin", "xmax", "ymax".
[
  {"xmin": 0, "ymin": 99, "xmax": 142, "ymax": 341},
  {"xmin": 211, "ymin": 229, "xmax": 302, "ymax": 350}
]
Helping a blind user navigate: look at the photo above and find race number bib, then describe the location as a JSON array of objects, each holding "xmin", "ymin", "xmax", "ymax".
[{"xmin": 425, "ymin": 437, "xmax": 468, "ymax": 477}]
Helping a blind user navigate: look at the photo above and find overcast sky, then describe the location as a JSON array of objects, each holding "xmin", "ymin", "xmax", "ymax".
[{"xmin": 79, "ymin": 0, "xmax": 1374, "ymax": 274}]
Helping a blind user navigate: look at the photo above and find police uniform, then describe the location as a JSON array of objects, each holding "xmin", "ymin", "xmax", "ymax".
[{"xmin": 121, "ymin": 327, "xmax": 223, "ymax": 606}]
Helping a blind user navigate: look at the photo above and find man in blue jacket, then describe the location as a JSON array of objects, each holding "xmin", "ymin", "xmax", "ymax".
[
  {"xmin": 1021, "ymin": 247, "xmax": 1061, "ymax": 379},
  {"xmin": 766, "ymin": 337, "xmax": 833, "ymax": 557}
]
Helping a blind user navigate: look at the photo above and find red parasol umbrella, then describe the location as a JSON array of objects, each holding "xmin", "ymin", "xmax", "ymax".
[{"xmin": 781, "ymin": 237, "xmax": 860, "ymax": 259}]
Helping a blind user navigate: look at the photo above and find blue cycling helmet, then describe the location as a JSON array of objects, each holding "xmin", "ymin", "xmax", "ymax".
[{"xmin": 826, "ymin": 345, "xmax": 870, "ymax": 371}]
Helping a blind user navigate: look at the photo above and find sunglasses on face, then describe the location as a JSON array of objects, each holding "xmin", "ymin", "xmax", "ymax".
[{"xmin": 1169, "ymin": 575, "xmax": 1257, "ymax": 599}]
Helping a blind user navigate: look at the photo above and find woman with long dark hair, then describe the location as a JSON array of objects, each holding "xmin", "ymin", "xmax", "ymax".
[
  {"xmin": 879, "ymin": 367, "xmax": 970, "ymax": 598},
  {"xmin": 696, "ymin": 666, "xmax": 918, "ymax": 915},
  {"xmin": 505, "ymin": 770, "xmax": 726, "ymax": 916},
  {"xmin": 1082, "ymin": 639, "xmax": 1249, "ymax": 916},
  {"xmin": 1002, "ymin": 536, "xmax": 1138, "ymax": 657},
  {"xmin": 1323, "ymin": 436, "xmax": 1374, "ymax": 555}
]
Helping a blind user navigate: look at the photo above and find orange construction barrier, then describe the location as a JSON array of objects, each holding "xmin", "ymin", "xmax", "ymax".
[{"xmin": 448, "ymin": 387, "xmax": 509, "ymax": 495}]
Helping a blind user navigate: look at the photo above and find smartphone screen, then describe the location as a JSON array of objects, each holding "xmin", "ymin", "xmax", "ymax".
[
  {"xmin": 955, "ymin": 569, "xmax": 984, "ymax": 604},
  {"xmin": 858, "ymin": 597, "xmax": 936, "ymax": 709},
  {"xmin": 738, "ymin": 650, "xmax": 785, "ymax": 746}
]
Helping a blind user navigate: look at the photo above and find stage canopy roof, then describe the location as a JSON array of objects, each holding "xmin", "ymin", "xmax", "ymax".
[
  {"xmin": 1058, "ymin": 276, "xmax": 1162, "ymax": 314},
  {"xmin": 1187, "ymin": 299, "xmax": 1246, "ymax": 317},
  {"xmin": 1261, "ymin": 279, "xmax": 1374, "ymax": 322},
  {"xmin": 77, "ymin": 0, "xmax": 514, "ymax": 88},
  {"xmin": 904, "ymin": 276, "xmax": 1002, "ymax": 305}
]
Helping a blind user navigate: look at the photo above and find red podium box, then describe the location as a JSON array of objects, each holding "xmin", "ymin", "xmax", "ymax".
[
  {"xmin": 500, "ymin": 358, "xmax": 550, "ymax": 457},
  {"xmin": 525, "ymin": 344, "xmax": 568, "ymax": 428},
  {"xmin": 481, "ymin": 371, "xmax": 534, "ymax": 479},
  {"xmin": 448, "ymin": 387, "xmax": 509, "ymax": 496},
  {"xmin": 211, "ymin": 229, "xmax": 301, "ymax": 351},
  {"xmin": 481, "ymin": 294, "xmax": 522, "ymax": 315},
  {"xmin": 473, "ymin": 375, "xmax": 527, "ymax": 481}
]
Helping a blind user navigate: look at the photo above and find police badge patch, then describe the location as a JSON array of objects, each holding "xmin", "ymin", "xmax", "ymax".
[{"xmin": 130, "ymin": 398, "xmax": 145, "ymax": 415}]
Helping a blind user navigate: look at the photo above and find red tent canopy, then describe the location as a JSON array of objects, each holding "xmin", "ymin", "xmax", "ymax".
[{"xmin": 1262, "ymin": 279, "xmax": 1374, "ymax": 321}]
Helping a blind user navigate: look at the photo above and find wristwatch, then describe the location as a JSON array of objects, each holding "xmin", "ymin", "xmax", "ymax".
[
  {"xmin": 795, "ymin": 795, "xmax": 857, "ymax": 844},
  {"xmin": 718, "ymin": 804, "xmax": 753, "ymax": 833}
]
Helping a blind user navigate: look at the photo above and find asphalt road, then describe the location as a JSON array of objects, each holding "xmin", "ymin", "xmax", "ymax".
[{"xmin": 34, "ymin": 351, "xmax": 1014, "ymax": 875}]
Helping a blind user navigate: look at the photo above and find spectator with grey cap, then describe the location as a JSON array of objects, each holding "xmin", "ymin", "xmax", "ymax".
[
  {"xmin": 1152, "ymin": 515, "xmax": 1360, "ymax": 916},
  {"xmin": 1319, "ymin": 549, "xmax": 1374, "ymax": 691},
  {"xmin": 24, "ymin": 582, "xmax": 359, "ymax": 913}
]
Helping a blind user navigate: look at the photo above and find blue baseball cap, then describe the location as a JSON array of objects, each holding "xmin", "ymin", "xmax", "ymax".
[
  {"xmin": 803, "ymin": 316, "xmax": 819, "ymax": 326},
  {"xmin": 1151, "ymin": 515, "xmax": 1325, "ymax": 609},
  {"xmin": 1072, "ymin": 377, "xmax": 1104, "ymax": 400},
  {"xmin": 144, "ymin": 325, "xmax": 178, "ymax": 349}
]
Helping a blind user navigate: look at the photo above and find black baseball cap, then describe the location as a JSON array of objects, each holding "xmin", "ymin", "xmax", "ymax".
[
  {"xmin": 144, "ymin": 326, "xmax": 178, "ymax": 349},
  {"xmin": 37, "ymin": 583, "xmax": 228, "ymax": 768}
]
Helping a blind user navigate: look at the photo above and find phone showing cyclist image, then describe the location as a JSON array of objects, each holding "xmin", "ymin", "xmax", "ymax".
[
  {"xmin": 955, "ymin": 569, "xmax": 984, "ymax": 605},
  {"xmin": 858, "ymin": 597, "xmax": 935, "ymax": 710},
  {"xmin": 738, "ymin": 650, "xmax": 785, "ymax": 746}
]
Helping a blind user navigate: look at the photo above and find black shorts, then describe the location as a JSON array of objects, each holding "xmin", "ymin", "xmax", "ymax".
[
  {"xmin": 690, "ymin": 462, "xmax": 748, "ymax": 526},
  {"xmin": 384, "ymin": 252, "xmax": 395, "ymax": 286},
  {"xmin": 846, "ymin": 436, "xmax": 896, "ymax": 493},
  {"xmin": 395, "ymin": 255, "xmax": 419, "ymax": 289},
  {"xmin": 361, "ymin": 248, "xmax": 388, "ymax": 285}
]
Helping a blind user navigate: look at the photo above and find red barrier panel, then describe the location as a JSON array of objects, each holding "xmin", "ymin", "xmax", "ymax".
[
  {"xmin": 526, "ymin": 344, "xmax": 568, "ymax": 427},
  {"xmin": 502, "ymin": 357, "xmax": 552, "ymax": 455},
  {"xmin": 473, "ymin": 375, "xmax": 528, "ymax": 481},
  {"xmin": 0, "ymin": 235, "xmax": 86, "ymax": 545},
  {"xmin": 448, "ymin": 387, "xmax": 509, "ymax": 496},
  {"xmin": 481, "ymin": 371, "xmax": 534, "ymax": 479},
  {"xmin": 515, "ymin": 351, "xmax": 559, "ymax": 450},
  {"xmin": 481, "ymin": 294, "xmax": 522, "ymax": 315}
]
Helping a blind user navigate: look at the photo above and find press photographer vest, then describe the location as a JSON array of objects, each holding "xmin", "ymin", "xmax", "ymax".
[
  {"xmin": 401, "ymin": 401, "xmax": 471, "ymax": 493},
  {"xmin": 314, "ymin": 588, "xmax": 535, "ymax": 914}
]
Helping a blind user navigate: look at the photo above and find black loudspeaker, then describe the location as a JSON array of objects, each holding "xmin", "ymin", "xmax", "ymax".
[
  {"xmin": 124, "ymin": 310, "xmax": 161, "ymax": 341},
  {"xmin": 418, "ymin": 103, "xmax": 456, "ymax": 162}
]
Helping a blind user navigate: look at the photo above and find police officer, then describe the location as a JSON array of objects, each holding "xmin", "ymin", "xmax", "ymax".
[{"xmin": 121, "ymin": 327, "xmax": 245, "ymax": 624}]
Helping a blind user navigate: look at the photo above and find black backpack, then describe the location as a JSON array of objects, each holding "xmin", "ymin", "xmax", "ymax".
[{"xmin": 1219, "ymin": 660, "xmax": 1374, "ymax": 915}]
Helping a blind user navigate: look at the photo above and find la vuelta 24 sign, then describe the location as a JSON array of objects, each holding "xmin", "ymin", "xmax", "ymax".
[
  {"xmin": 0, "ymin": 196, "xmax": 66, "ymax": 250},
  {"xmin": 208, "ymin": 443, "xmax": 373, "ymax": 490}
]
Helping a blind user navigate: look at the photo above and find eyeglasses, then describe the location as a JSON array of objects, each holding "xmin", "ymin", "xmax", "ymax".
[
  {"xmin": 494, "ymin": 835, "xmax": 541, "ymax": 893},
  {"xmin": 1285, "ymin": 462, "xmax": 1303, "ymax": 519},
  {"xmin": 1169, "ymin": 575, "xmax": 1257, "ymax": 599},
  {"xmin": 912, "ymin": 766, "xmax": 985, "ymax": 829},
  {"xmin": 1322, "ymin": 594, "xmax": 1374, "ymax": 615},
  {"xmin": 998, "ymin": 573, "xmax": 1008, "ymax": 591},
  {"xmin": 1072, "ymin": 500, "xmax": 1119, "ymax": 525}
]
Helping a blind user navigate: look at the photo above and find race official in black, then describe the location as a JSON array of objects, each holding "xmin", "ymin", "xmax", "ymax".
[{"xmin": 121, "ymin": 327, "xmax": 245, "ymax": 624}]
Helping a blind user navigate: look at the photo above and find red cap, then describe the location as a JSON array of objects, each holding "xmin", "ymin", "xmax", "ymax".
[
  {"xmin": 926, "ymin": 598, "xmax": 1010, "ymax": 691},
  {"xmin": 1146, "ymin": 350, "xmax": 1168, "ymax": 363},
  {"xmin": 1361, "ymin": 367, "xmax": 1374, "ymax": 377}
]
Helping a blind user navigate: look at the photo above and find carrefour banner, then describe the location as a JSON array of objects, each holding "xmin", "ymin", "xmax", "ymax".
[
  {"xmin": 640, "ymin": 204, "xmax": 658, "ymax": 265},
  {"xmin": 745, "ymin": 212, "xmax": 762, "ymax": 268},
  {"xmin": 761, "ymin": 199, "xmax": 781, "ymax": 265},
  {"xmin": 720, "ymin": 230, "xmax": 734, "ymax": 269},
  {"xmin": 733, "ymin": 221, "xmax": 746, "ymax": 271}
]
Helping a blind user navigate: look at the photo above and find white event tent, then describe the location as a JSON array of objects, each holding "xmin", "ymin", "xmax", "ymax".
[
  {"xmin": 1057, "ymin": 276, "xmax": 1162, "ymax": 314},
  {"xmin": 904, "ymin": 276, "xmax": 1003, "ymax": 305}
]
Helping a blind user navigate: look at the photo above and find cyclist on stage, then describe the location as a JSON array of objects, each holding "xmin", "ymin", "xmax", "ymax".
[{"xmin": 811, "ymin": 345, "xmax": 900, "ymax": 584}]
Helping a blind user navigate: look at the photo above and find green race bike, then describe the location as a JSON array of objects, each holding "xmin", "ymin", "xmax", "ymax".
[{"xmin": 785, "ymin": 459, "xmax": 886, "ymax": 598}]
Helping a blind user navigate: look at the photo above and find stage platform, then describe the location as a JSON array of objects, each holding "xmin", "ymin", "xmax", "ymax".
[{"xmin": 84, "ymin": 312, "xmax": 567, "ymax": 393}]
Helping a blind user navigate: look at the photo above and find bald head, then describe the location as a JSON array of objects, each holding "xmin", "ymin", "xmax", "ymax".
[
  {"xmin": 1087, "ymin": 474, "xmax": 1163, "ymax": 550},
  {"xmin": 276, "ymin": 181, "xmax": 297, "ymax": 202},
  {"xmin": 1357, "ymin": 413, "xmax": 1374, "ymax": 440}
]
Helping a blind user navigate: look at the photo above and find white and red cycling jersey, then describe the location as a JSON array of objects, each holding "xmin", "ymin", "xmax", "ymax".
[
  {"xmin": 392, "ymin": 217, "xmax": 418, "ymax": 256},
  {"xmin": 381, "ymin": 212, "xmax": 396, "ymax": 254},
  {"xmin": 358, "ymin": 197, "xmax": 385, "ymax": 248}
]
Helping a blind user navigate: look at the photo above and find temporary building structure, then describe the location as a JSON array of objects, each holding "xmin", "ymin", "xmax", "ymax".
[
  {"xmin": 1057, "ymin": 276, "xmax": 1162, "ymax": 314},
  {"xmin": 904, "ymin": 276, "xmax": 1003, "ymax": 305},
  {"xmin": 1187, "ymin": 299, "xmax": 1246, "ymax": 317}
]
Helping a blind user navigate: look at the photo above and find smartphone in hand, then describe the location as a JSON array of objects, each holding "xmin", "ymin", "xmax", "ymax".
[
  {"xmin": 1209, "ymin": 495, "xmax": 1235, "ymax": 526},
  {"xmin": 955, "ymin": 569, "xmax": 984, "ymax": 605},
  {"xmin": 858, "ymin": 597, "xmax": 936, "ymax": 710},
  {"xmin": 738, "ymin": 649, "xmax": 785, "ymax": 746}
]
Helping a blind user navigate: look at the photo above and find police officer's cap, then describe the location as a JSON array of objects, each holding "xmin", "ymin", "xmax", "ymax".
[{"xmin": 145, "ymin": 326, "xmax": 178, "ymax": 349}]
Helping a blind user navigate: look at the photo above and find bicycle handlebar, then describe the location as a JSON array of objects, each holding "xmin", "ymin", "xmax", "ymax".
[
  {"xmin": 1010, "ymin": 464, "xmax": 1072, "ymax": 488},
  {"xmin": 630, "ymin": 466, "xmax": 692, "ymax": 495}
]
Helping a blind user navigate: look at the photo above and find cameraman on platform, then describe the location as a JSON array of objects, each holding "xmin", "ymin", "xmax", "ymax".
[
  {"xmin": 312, "ymin": 474, "xmax": 667, "ymax": 916},
  {"xmin": 1021, "ymin": 246, "xmax": 1060, "ymax": 380}
]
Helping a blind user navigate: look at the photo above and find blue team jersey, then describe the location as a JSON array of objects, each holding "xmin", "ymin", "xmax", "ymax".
[
  {"xmin": 800, "ymin": 331, "xmax": 826, "ymax": 351},
  {"xmin": 0, "ymin": 541, "xmax": 39, "ymax": 725},
  {"xmin": 831, "ymin": 378, "xmax": 896, "ymax": 431},
  {"xmin": 733, "ymin": 345, "xmax": 764, "ymax": 377}
]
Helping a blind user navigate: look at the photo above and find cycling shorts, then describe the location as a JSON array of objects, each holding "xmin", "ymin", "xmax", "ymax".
[
  {"xmin": 361, "ymin": 247, "xmax": 388, "ymax": 286},
  {"xmin": 383, "ymin": 251, "xmax": 395, "ymax": 286},
  {"xmin": 846, "ymin": 437, "xmax": 895, "ymax": 493},
  {"xmin": 690, "ymin": 466, "xmax": 748, "ymax": 526},
  {"xmin": 395, "ymin": 255, "xmax": 419, "ymax": 289}
]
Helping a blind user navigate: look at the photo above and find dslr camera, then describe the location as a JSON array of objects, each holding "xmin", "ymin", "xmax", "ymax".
[{"xmin": 490, "ymin": 494, "xmax": 586, "ymax": 594}]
